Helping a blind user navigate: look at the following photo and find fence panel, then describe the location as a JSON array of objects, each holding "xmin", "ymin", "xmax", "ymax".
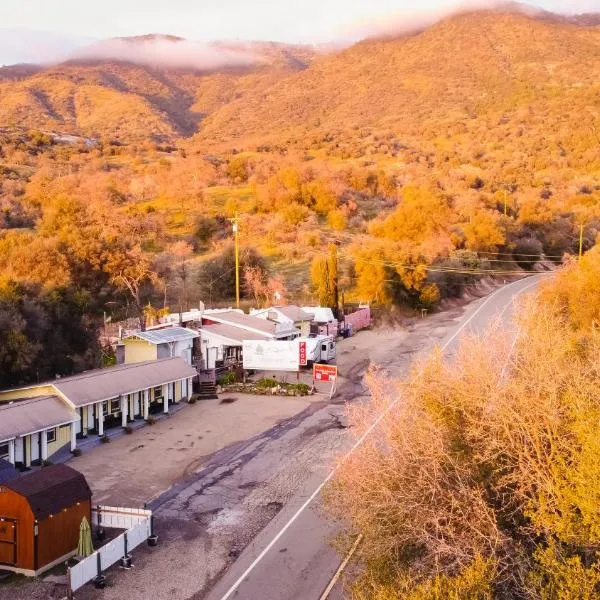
[
  {"xmin": 69, "ymin": 554, "xmax": 100, "ymax": 592},
  {"xmin": 99, "ymin": 533, "xmax": 126, "ymax": 570},
  {"xmin": 127, "ymin": 519, "xmax": 151, "ymax": 552},
  {"xmin": 92, "ymin": 505, "xmax": 151, "ymax": 529}
]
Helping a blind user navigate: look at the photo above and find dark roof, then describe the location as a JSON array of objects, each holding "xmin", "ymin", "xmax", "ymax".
[
  {"xmin": 0, "ymin": 459, "xmax": 19, "ymax": 485},
  {"xmin": 6, "ymin": 464, "xmax": 91, "ymax": 520}
]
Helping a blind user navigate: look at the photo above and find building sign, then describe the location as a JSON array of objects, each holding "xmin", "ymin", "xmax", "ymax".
[
  {"xmin": 299, "ymin": 342, "xmax": 307, "ymax": 366},
  {"xmin": 313, "ymin": 363, "xmax": 338, "ymax": 382}
]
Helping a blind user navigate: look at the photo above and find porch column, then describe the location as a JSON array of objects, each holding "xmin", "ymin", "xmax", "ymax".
[
  {"xmin": 188, "ymin": 377, "xmax": 193, "ymax": 398},
  {"xmin": 81, "ymin": 407, "xmax": 88, "ymax": 437},
  {"xmin": 24, "ymin": 436, "xmax": 31, "ymax": 468},
  {"xmin": 70, "ymin": 423, "xmax": 77, "ymax": 452},
  {"xmin": 41, "ymin": 431, "xmax": 48, "ymax": 461},
  {"xmin": 143, "ymin": 389, "xmax": 150, "ymax": 420},
  {"xmin": 97, "ymin": 403, "xmax": 104, "ymax": 436},
  {"xmin": 175, "ymin": 380, "xmax": 182, "ymax": 404},
  {"xmin": 162, "ymin": 384, "xmax": 169, "ymax": 414},
  {"xmin": 7, "ymin": 439, "xmax": 15, "ymax": 465},
  {"xmin": 121, "ymin": 395, "xmax": 128, "ymax": 428}
]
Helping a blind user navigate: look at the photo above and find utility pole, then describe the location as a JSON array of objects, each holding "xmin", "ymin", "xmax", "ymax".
[
  {"xmin": 230, "ymin": 214, "xmax": 241, "ymax": 308},
  {"xmin": 579, "ymin": 223, "xmax": 584, "ymax": 263}
]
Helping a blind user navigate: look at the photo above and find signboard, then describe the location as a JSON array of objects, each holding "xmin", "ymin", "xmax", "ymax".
[
  {"xmin": 299, "ymin": 341, "xmax": 307, "ymax": 366},
  {"xmin": 243, "ymin": 340, "xmax": 300, "ymax": 372},
  {"xmin": 313, "ymin": 363, "xmax": 338, "ymax": 382}
]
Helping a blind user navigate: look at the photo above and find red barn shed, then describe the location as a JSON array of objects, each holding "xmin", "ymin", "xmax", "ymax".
[{"xmin": 0, "ymin": 464, "xmax": 91, "ymax": 575}]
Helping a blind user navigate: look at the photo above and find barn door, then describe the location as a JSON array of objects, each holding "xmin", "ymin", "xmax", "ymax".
[{"xmin": 0, "ymin": 518, "xmax": 17, "ymax": 565}]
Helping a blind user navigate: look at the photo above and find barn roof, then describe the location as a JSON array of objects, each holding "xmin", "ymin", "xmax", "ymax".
[
  {"xmin": 6, "ymin": 464, "xmax": 91, "ymax": 520},
  {"xmin": 53, "ymin": 357, "xmax": 197, "ymax": 407},
  {"xmin": 0, "ymin": 396, "xmax": 79, "ymax": 443},
  {"xmin": 0, "ymin": 459, "xmax": 19, "ymax": 484}
]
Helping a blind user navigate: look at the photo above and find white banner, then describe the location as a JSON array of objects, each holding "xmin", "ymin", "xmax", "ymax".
[{"xmin": 242, "ymin": 340, "xmax": 300, "ymax": 372}]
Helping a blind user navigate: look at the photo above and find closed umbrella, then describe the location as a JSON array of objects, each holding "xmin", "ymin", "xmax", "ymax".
[{"xmin": 77, "ymin": 516, "xmax": 94, "ymax": 558}]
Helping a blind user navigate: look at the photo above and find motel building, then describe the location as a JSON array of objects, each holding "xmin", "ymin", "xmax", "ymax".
[{"xmin": 0, "ymin": 357, "xmax": 197, "ymax": 467}]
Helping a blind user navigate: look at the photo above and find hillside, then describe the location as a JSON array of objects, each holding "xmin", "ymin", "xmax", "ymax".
[
  {"xmin": 195, "ymin": 8, "xmax": 600, "ymax": 150},
  {"xmin": 0, "ymin": 39, "xmax": 315, "ymax": 140}
]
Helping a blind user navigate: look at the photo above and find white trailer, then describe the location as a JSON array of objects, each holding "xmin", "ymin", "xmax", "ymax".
[{"xmin": 299, "ymin": 335, "xmax": 336, "ymax": 364}]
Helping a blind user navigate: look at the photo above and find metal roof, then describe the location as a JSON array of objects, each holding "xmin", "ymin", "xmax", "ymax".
[
  {"xmin": 123, "ymin": 327, "xmax": 198, "ymax": 344},
  {"xmin": 203, "ymin": 311, "xmax": 278, "ymax": 336},
  {"xmin": 301, "ymin": 306, "xmax": 336, "ymax": 323},
  {"xmin": 273, "ymin": 306, "xmax": 313, "ymax": 323},
  {"xmin": 53, "ymin": 358, "xmax": 197, "ymax": 407},
  {"xmin": 7, "ymin": 464, "xmax": 91, "ymax": 520},
  {"xmin": 200, "ymin": 323, "xmax": 271, "ymax": 345},
  {"xmin": 0, "ymin": 396, "xmax": 79, "ymax": 442}
]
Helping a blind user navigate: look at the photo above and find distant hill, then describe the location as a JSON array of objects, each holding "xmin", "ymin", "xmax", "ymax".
[
  {"xmin": 0, "ymin": 37, "xmax": 315, "ymax": 140},
  {"xmin": 1, "ymin": 5, "xmax": 599, "ymax": 146}
]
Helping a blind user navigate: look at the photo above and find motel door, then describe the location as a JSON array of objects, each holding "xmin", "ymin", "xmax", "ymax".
[{"xmin": 0, "ymin": 517, "xmax": 17, "ymax": 565}]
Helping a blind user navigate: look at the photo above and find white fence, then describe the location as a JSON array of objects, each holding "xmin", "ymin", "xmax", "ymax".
[
  {"xmin": 68, "ymin": 506, "xmax": 154, "ymax": 596},
  {"xmin": 92, "ymin": 505, "xmax": 151, "ymax": 529}
]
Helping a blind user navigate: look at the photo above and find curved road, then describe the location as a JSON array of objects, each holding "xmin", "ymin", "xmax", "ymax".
[{"xmin": 204, "ymin": 275, "xmax": 548, "ymax": 600}]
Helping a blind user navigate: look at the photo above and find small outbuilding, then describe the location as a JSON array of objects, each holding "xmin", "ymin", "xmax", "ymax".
[{"xmin": 0, "ymin": 464, "xmax": 92, "ymax": 575}]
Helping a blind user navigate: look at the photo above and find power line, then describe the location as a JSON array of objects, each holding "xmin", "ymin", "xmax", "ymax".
[{"xmin": 343, "ymin": 254, "xmax": 543, "ymax": 276}]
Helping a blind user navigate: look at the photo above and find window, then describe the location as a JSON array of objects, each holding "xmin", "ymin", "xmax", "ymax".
[
  {"xmin": 110, "ymin": 398, "xmax": 121, "ymax": 413},
  {"xmin": 102, "ymin": 401, "xmax": 108, "ymax": 415},
  {"xmin": 46, "ymin": 429, "xmax": 56, "ymax": 444},
  {"xmin": 154, "ymin": 386, "xmax": 163, "ymax": 400},
  {"xmin": 0, "ymin": 444, "xmax": 8, "ymax": 459}
]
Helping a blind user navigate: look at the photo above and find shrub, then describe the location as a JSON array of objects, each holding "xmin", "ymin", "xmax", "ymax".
[
  {"xmin": 287, "ymin": 383, "xmax": 311, "ymax": 396},
  {"xmin": 147, "ymin": 416, "xmax": 156, "ymax": 426},
  {"xmin": 100, "ymin": 434, "xmax": 111, "ymax": 443},
  {"xmin": 328, "ymin": 208, "xmax": 348, "ymax": 230},
  {"xmin": 219, "ymin": 372, "xmax": 237, "ymax": 386},
  {"xmin": 71, "ymin": 448, "xmax": 82, "ymax": 457},
  {"xmin": 124, "ymin": 425, "xmax": 134, "ymax": 434},
  {"xmin": 255, "ymin": 378, "xmax": 279, "ymax": 389}
]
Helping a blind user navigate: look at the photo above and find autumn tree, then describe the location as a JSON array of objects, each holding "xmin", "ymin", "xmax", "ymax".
[
  {"xmin": 106, "ymin": 245, "xmax": 157, "ymax": 331},
  {"xmin": 310, "ymin": 244, "xmax": 339, "ymax": 313}
]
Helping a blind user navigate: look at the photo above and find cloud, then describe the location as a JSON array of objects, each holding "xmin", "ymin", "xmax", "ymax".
[
  {"xmin": 337, "ymin": 1, "xmax": 540, "ymax": 41},
  {"xmin": 68, "ymin": 36, "xmax": 263, "ymax": 70}
]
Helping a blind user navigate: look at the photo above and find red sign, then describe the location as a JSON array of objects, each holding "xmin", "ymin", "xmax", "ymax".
[
  {"xmin": 299, "ymin": 341, "xmax": 307, "ymax": 366},
  {"xmin": 313, "ymin": 363, "xmax": 338, "ymax": 382}
]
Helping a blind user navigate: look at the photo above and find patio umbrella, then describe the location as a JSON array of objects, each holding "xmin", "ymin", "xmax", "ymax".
[{"xmin": 77, "ymin": 516, "xmax": 94, "ymax": 558}]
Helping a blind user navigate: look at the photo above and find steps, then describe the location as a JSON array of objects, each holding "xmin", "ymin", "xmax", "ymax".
[{"xmin": 198, "ymin": 381, "xmax": 218, "ymax": 400}]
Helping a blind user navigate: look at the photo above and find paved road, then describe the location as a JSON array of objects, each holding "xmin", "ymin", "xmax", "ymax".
[{"xmin": 204, "ymin": 275, "xmax": 548, "ymax": 600}]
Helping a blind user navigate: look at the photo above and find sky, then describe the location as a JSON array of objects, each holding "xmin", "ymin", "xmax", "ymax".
[{"xmin": 1, "ymin": 0, "xmax": 599, "ymax": 65}]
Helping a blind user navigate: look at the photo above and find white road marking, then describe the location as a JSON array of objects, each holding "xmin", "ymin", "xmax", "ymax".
[
  {"xmin": 218, "ymin": 275, "xmax": 544, "ymax": 600},
  {"xmin": 319, "ymin": 534, "xmax": 363, "ymax": 600}
]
